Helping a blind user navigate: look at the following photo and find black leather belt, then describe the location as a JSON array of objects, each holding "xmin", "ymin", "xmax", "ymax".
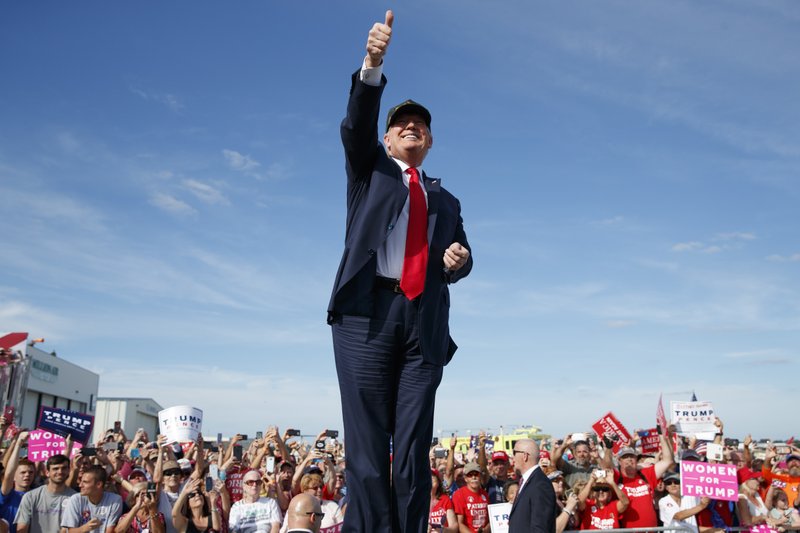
[{"xmin": 375, "ymin": 276, "xmax": 404, "ymax": 294}]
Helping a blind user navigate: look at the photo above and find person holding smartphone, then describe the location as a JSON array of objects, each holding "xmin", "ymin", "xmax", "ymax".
[{"xmin": 60, "ymin": 466, "xmax": 123, "ymax": 533}]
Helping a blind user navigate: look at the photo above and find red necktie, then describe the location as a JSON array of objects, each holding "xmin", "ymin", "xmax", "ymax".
[{"xmin": 400, "ymin": 167, "xmax": 428, "ymax": 300}]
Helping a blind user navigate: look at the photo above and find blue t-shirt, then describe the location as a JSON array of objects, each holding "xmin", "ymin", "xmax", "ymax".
[{"xmin": 0, "ymin": 489, "xmax": 25, "ymax": 533}]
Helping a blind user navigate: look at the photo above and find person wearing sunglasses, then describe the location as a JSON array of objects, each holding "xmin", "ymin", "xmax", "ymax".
[
  {"xmin": 228, "ymin": 471, "xmax": 280, "ymax": 533},
  {"xmin": 171, "ymin": 478, "xmax": 220, "ymax": 533},
  {"xmin": 284, "ymin": 494, "xmax": 323, "ymax": 533},
  {"xmin": 577, "ymin": 470, "xmax": 629, "ymax": 529},
  {"xmin": 452, "ymin": 463, "xmax": 489, "ymax": 533}
]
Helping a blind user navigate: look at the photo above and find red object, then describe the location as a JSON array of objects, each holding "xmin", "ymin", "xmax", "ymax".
[
  {"xmin": 399, "ymin": 167, "xmax": 428, "ymax": 300},
  {"xmin": 656, "ymin": 393, "xmax": 669, "ymax": 434},
  {"xmin": 640, "ymin": 428, "xmax": 661, "ymax": 454},
  {"xmin": 491, "ymin": 450, "xmax": 510, "ymax": 463},
  {"xmin": 592, "ymin": 412, "xmax": 632, "ymax": 454},
  {"xmin": 0, "ymin": 332, "xmax": 27, "ymax": 350},
  {"xmin": 617, "ymin": 464, "xmax": 658, "ymax": 528}
]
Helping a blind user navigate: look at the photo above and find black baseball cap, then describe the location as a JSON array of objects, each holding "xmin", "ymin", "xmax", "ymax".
[{"xmin": 386, "ymin": 100, "xmax": 431, "ymax": 132}]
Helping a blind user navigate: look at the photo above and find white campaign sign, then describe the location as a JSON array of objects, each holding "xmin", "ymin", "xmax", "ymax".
[
  {"xmin": 670, "ymin": 401, "xmax": 717, "ymax": 436},
  {"xmin": 488, "ymin": 503, "xmax": 512, "ymax": 533},
  {"xmin": 158, "ymin": 406, "xmax": 203, "ymax": 442}
]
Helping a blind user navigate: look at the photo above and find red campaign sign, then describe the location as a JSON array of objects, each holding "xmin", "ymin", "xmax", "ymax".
[
  {"xmin": 640, "ymin": 428, "xmax": 660, "ymax": 454},
  {"xmin": 320, "ymin": 523, "xmax": 343, "ymax": 533},
  {"xmin": 592, "ymin": 412, "xmax": 632, "ymax": 454},
  {"xmin": 657, "ymin": 394, "xmax": 669, "ymax": 434}
]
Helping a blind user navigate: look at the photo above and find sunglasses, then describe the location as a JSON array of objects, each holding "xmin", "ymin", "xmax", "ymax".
[
  {"xmin": 465, "ymin": 472, "xmax": 481, "ymax": 478},
  {"xmin": 189, "ymin": 492, "xmax": 203, "ymax": 498},
  {"xmin": 163, "ymin": 469, "xmax": 182, "ymax": 476},
  {"xmin": 665, "ymin": 480, "xmax": 680, "ymax": 486},
  {"xmin": 244, "ymin": 479, "xmax": 262, "ymax": 486},
  {"xmin": 594, "ymin": 487, "xmax": 611, "ymax": 493},
  {"xmin": 305, "ymin": 512, "xmax": 325, "ymax": 519}
]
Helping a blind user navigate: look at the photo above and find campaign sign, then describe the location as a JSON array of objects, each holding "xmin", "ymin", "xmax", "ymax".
[
  {"xmin": 670, "ymin": 401, "xmax": 717, "ymax": 436},
  {"xmin": 36, "ymin": 406, "xmax": 94, "ymax": 445},
  {"xmin": 657, "ymin": 394, "xmax": 669, "ymax": 433},
  {"xmin": 639, "ymin": 428, "xmax": 661, "ymax": 454},
  {"xmin": 680, "ymin": 460, "xmax": 738, "ymax": 502},
  {"xmin": 488, "ymin": 503, "xmax": 512, "ymax": 533},
  {"xmin": 159, "ymin": 405, "xmax": 203, "ymax": 443},
  {"xmin": 28, "ymin": 429, "xmax": 83, "ymax": 462},
  {"xmin": 591, "ymin": 412, "xmax": 632, "ymax": 454},
  {"xmin": 320, "ymin": 524, "xmax": 343, "ymax": 533}
]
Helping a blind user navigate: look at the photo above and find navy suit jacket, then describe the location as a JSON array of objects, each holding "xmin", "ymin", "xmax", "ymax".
[
  {"xmin": 327, "ymin": 70, "xmax": 472, "ymax": 367},
  {"xmin": 508, "ymin": 467, "xmax": 557, "ymax": 533}
]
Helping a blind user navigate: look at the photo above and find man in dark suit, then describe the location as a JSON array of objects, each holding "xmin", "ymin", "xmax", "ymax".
[
  {"xmin": 327, "ymin": 10, "xmax": 472, "ymax": 533},
  {"xmin": 509, "ymin": 439, "xmax": 557, "ymax": 533}
]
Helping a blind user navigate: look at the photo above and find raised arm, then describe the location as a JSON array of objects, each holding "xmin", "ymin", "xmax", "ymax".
[{"xmin": 654, "ymin": 432, "xmax": 675, "ymax": 479}]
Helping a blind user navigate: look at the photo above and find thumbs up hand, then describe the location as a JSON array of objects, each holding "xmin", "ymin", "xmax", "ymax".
[{"xmin": 365, "ymin": 10, "xmax": 394, "ymax": 68}]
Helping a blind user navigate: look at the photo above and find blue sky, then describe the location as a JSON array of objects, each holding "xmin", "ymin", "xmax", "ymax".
[{"xmin": 2, "ymin": 1, "xmax": 798, "ymax": 442}]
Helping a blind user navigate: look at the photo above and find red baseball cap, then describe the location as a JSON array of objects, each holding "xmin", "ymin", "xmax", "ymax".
[{"xmin": 491, "ymin": 451, "xmax": 509, "ymax": 463}]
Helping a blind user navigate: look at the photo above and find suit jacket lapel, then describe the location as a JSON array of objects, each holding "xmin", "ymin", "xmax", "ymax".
[{"xmin": 423, "ymin": 172, "xmax": 440, "ymax": 244}]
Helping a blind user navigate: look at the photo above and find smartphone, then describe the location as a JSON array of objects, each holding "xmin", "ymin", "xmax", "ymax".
[
  {"xmin": 3, "ymin": 406, "xmax": 15, "ymax": 424},
  {"xmin": 315, "ymin": 440, "xmax": 326, "ymax": 450},
  {"xmin": 117, "ymin": 442, "xmax": 125, "ymax": 452},
  {"xmin": 286, "ymin": 429, "xmax": 301, "ymax": 437},
  {"xmin": 205, "ymin": 477, "xmax": 213, "ymax": 491},
  {"xmin": 777, "ymin": 446, "xmax": 791, "ymax": 454},
  {"xmin": 432, "ymin": 437, "xmax": 439, "ymax": 446},
  {"xmin": 593, "ymin": 469, "xmax": 606, "ymax": 479},
  {"xmin": 233, "ymin": 445, "xmax": 243, "ymax": 460},
  {"xmin": 325, "ymin": 430, "xmax": 339, "ymax": 439},
  {"xmin": 113, "ymin": 421, "xmax": 121, "ymax": 434},
  {"xmin": 83, "ymin": 447, "xmax": 97, "ymax": 457},
  {"xmin": 217, "ymin": 433, "xmax": 222, "ymax": 444},
  {"xmin": 256, "ymin": 431, "xmax": 263, "ymax": 440},
  {"xmin": 146, "ymin": 481, "xmax": 157, "ymax": 494},
  {"xmin": 239, "ymin": 434, "xmax": 248, "ymax": 441},
  {"xmin": 209, "ymin": 464, "xmax": 219, "ymax": 481},
  {"xmin": 130, "ymin": 448, "xmax": 141, "ymax": 459},
  {"xmin": 572, "ymin": 433, "xmax": 587, "ymax": 442},
  {"xmin": 266, "ymin": 456, "xmax": 275, "ymax": 472},
  {"xmin": 102, "ymin": 442, "xmax": 117, "ymax": 452},
  {"xmin": 724, "ymin": 438, "xmax": 739, "ymax": 447},
  {"xmin": 20, "ymin": 447, "xmax": 28, "ymax": 458},
  {"xmin": 434, "ymin": 448, "xmax": 447, "ymax": 459}
]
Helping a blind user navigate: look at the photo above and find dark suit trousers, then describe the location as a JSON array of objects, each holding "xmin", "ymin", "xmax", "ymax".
[{"xmin": 332, "ymin": 287, "xmax": 443, "ymax": 533}]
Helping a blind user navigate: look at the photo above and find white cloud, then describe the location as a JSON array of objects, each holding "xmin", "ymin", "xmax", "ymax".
[
  {"xmin": 766, "ymin": 253, "xmax": 800, "ymax": 262},
  {"xmin": 223, "ymin": 149, "xmax": 261, "ymax": 173},
  {"xmin": 149, "ymin": 192, "xmax": 195, "ymax": 216},
  {"xmin": 130, "ymin": 85, "xmax": 184, "ymax": 112},
  {"xmin": 182, "ymin": 179, "xmax": 229, "ymax": 205},
  {"xmin": 671, "ymin": 241, "xmax": 704, "ymax": 252}
]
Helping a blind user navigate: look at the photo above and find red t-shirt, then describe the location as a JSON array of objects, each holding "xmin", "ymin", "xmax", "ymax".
[
  {"xmin": 225, "ymin": 467, "xmax": 251, "ymax": 504},
  {"xmin": 452, "ymin": 486, "xmax": 489, "ymax": 532},
  {"xmin": 696, "ymin": 500, "xmax": 734, "ymax": 528},
  {"xmin": 581, "ymin": 499, "xmax": 622, "ymax": 530},
  {"xmin": 615, "ymin": 465, "xmax": 658, "ymax": 528},
  {"xmin": 429, "ymin": 494, "xmax": 454, "ymax": 529}
]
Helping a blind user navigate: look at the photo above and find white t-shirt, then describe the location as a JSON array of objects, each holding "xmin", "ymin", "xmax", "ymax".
[
  {"xmin": 659, "ymin": 495, "xmax": 698, "ymax": 533},
  {"xmin": 229, "ymin": 497, "xmax": 281, "ymax": 533}
]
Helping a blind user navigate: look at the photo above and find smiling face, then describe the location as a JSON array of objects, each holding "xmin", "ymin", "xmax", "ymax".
[{"xmin": 383, "ymin": 113, "xmax": 433, "ymax": 168}]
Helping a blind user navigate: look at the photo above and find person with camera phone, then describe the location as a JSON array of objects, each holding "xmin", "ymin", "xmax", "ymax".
[
  {"xmin": 576, "ymin": 469, "xmax": 629, "ymax": 529},
  {"xmin": 171, "ymin": 478, "xmax": 221, "ymax": 533},
  {"xmin": 116, "ymin": 483, "xmax": 166, "ymax": 533}
]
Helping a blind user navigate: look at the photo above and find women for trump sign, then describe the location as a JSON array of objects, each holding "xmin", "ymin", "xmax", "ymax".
[{"xmin": 680, "ymin": 460, "xmax": 738, "ymax": 502}]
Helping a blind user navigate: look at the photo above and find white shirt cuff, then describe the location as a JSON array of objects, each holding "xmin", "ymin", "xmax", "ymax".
[{"xmin": 360, "ymin": 59, "xmax": 383, "ymax": 86}]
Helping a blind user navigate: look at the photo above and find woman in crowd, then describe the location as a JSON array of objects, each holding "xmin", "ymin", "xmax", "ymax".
[
  {"xmin": 549, "ymin": 471, "xmax": 578, "ymax": 533},
  {"xmin": 428, "ymin": 469, "xmax": 457, "ymax": 533},
  {"xmin": 171, "ymin": 478, "xmax": 221, "ymax": 533},
  {"xmin": 289, "ymin": 472, "xmax": 343, "ymax": 531},
  {"xmin": 504, "ymin": 479, "xmax": 519, "ymax": 505},
  {"xmin": 766, "ymin": 486, "xmax": 800, "ymax": 529},
  {"xmin": 737, "ymin": 469, "xmax": 769, "ymax": 526},
  {"xmin": 577, "ymin": 471, "xmax": 629, "ymax": 530},
  {"xmin": 116, "ymin": 483, "xmax": 166, "ymax": 533}
]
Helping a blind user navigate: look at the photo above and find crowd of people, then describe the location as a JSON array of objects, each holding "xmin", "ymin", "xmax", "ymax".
[{"xmin": 0, "ymin": 418, "xmax": 797, "ymax": 533}]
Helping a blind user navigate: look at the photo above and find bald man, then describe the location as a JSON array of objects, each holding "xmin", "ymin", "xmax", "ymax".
[
  {"xmin": 285, "ymin": 494, "xmax": 323, "ymax": 533},
  {"xmin": 508, "ymin": 439, "xmax": 556, "ymax": 533}
]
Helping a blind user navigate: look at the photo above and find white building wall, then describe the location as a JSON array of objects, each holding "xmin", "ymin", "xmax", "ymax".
[{"xmin": 94, "ymin": 398, "xmax": 162, "ymax": 442}]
